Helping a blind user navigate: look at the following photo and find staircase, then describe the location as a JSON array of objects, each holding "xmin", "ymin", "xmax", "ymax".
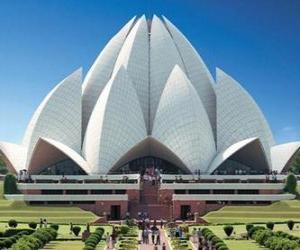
[{"xmin": 129, "ymin": 180, "xmax": 171, "ymax": 220}]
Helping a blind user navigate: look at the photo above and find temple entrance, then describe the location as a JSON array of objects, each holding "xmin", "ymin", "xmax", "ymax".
[
  {"xmin": 110, "ymin": 205, "xmax": 121, "ymax": 220},
  {"xmin": 112, "ymin": 156, "xmax": 188, "ymax": 174},
  {"xmin": 180, "ymin": 205, "xmax": 191, "ymax": 220}
]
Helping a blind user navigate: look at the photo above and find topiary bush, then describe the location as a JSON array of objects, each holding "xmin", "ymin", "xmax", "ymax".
[
  {"xmin": 8, "ymin": 219, "xmax": 18, "ymax": 228},
  {"xmin": 284, "ymin": 174, "xmax": 297, "ymax": 194},
  {"xmin": 3, "ymin": 174, "xmax": 18, "ymax": 194},
  {"xmin": 29, "ymin": 222, "xmax": 37, "ymax": 229},
  {"xmin": 223, "ymin": 225, "xmax": 234, "ymax": 237},
  {"xmin": 10, "ymin": 227, "xmax": 58, "ymax": 249},
  {"xmin": 84, "ymin": 227, "xmax": 105, "ymax": 249},
  {"xmin": 72, "ymin": 226, "xmax": 81, "ymax": 236},
  {"xmin": 246, "ymin": 224, "xmax": 254, "ymax": 232},
  {"xmin": 266, "ymin": 222, "xmax": 274, "ymax": 230},
  {"xmin": 287, "ymin": 220, "xmax": 295, "ymax": 230},
  {"xmin": 50, "ymin": 224, "xmax": 59, "ymax": 231}
]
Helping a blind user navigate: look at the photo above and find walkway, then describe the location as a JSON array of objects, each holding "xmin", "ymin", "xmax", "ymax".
[{"xmin": 139, "ymin": 229, "xmax": 171, "ymax": 250}]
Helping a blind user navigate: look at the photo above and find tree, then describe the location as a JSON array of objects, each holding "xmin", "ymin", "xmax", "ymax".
[
  {"xmin": 223, "ymin": 225, "xmax": 234, "ymax": 237},
  {"xmin": 266, "ymin": 222, "xmax": 274, "ymax": 230},
  {"xmin": 291, "ymin": 151, "xmax": 300, "ymax": 174},
  {"xmin": 3, "ymin": 174, "xmax": 18, "ymax": 194},
  {"xmin": 284, "ymin": 174, "xmax": 297, "ymax": 194},
  {"xmin": 0, "ymin": 158, "xmax": 8, "ymax": 174}
]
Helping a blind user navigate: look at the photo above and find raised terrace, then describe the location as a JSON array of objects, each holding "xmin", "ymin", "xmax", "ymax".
[{"xmin": 4, "ymin": 174, "xmax": 295, "ymax": 221}]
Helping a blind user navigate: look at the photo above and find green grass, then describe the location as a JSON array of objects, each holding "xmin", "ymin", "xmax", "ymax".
[
  {"xmin": 203, "ymin": 200, "xmax": 300, "ymax": 224},
  {"xmin": 0, "ymin": 181, "xmax": 98, "ymax": 224},
  {"xmin": 43, "ymin": 241, "xmax": 83, "ymax": 250}
]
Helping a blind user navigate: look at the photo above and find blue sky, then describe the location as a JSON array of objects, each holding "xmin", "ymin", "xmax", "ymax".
[{"xmin": 0, "ymin": 0, "xmax": 299, "ymax": 144}]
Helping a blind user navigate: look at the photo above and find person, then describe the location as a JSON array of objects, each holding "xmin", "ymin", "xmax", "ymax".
[
  {"xmin": 143, "ymin": 229, "xmax": 149, "ymax": 244},
  {"xmin": 151, "ymin": 229, "xmax": 155, "ymax": 244},
  {"xmin": 192, "ymin": 228, "xmax": 197, "ymax": 243},
  {"xmin": 160, "ymin": 219, "xmax": 164, "ymax": 229},
  {"xmin": 39, "ymin": 218, "xmax": 43, "ymax": 228},
  {"xmin": 156, "ymin": 230, "xmax": 161, "ymax": 245},
  {"xmin": 162, "ymin": 242, "xmax": 167, "ymax": 250},
  {"xmin": 154, "ymin": 243, "xmax": 158, "ymax": 250},
  {"xmin": 111, "ymin": 229, "xmax": 116, "ymax": 247},
  {"xmin": 43, "ymin": 219, "xmax": 47, "ymax": 228},
  {"xmin": 105, "ymin": 232, "xmax": 110, "ymax": 248},
  {"xmin": 70, "ymin": 222, "xmax": 73, "ymax": 234}
]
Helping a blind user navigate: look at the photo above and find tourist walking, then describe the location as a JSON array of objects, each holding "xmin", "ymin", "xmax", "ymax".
[
  {"xmin": 151, "ymin": 230, "xmax": 155, "ymax": 244},
  {"xmin": 156, "ymin": 229, "xmax": 161, "ymax": 245},
  {"xmin": 162, "ymin": 242, "xmax": 167, "ymax": 250}
]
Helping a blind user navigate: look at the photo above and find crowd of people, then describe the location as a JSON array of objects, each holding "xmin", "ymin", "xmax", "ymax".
[{"xmin": 138, "ymin": 219, "xmax": 166, "ymax": 250}]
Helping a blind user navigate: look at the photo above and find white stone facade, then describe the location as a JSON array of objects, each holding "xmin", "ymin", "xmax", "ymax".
[{"xmin": 0, "ymin": 15, "xmax": 299, "ymax": 175}]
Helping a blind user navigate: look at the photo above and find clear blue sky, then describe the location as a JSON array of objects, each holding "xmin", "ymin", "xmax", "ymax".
[{"xmin": 0, "ymin": 0, "xmax": 299, "ymax": 144}]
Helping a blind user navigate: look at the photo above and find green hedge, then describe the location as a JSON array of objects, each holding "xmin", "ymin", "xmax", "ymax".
[
  {"xmin": 10, "ymin": 227, "xmax": 58, "ymax": 250},
  {"xmin": 251, "ymin": 226, "xmax": 300, "ymax": 250},
  {"xmin": 3, "ymin": 174, "xmax": 18, "ymax": 194},
  {"xmin": 83, "ymin": 227, "xmax": 104, "ymax": 250},
  {"xmin": 201, "ymin": 228, "xmax": 229, "ymax": 250}
]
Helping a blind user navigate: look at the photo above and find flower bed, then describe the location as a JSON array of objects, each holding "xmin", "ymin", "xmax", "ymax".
[
  {"xmin": 166, "ymin": 224, "xmax": 193, "ymax": 250},
  {"xmin": 115, "ymin": 225, "xmax": 139, "ymax": 250}
]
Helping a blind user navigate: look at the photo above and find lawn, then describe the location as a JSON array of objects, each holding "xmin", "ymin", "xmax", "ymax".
[
  {"xmin": 203, "ymin": 200, "xmax": 300, "ymax": 224},
  {"xmin": 0, "ymin": 181, "xmax": 98, "ymax": 224}
]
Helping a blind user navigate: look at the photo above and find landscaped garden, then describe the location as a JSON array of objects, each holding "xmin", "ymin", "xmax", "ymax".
[
  {"xmin": 203, "ymin": 200, "xmax": 300, "ymax": 224},
  {"xmin": 0, "ymin": 180, "xmax": 98, "ymax": 225}
]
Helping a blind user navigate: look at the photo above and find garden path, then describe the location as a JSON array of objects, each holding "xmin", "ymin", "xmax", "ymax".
[{"xmin": 139, "ymin": 229, "xmax": 171, "ymax": 250}]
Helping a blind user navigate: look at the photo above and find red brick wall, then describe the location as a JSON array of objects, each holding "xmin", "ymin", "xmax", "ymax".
[
  {"xmin": 158, "ymin": 189, "xmax": 173, "ymax": 204},
  {"xmin": 21, "ymin": 189, "xmax": 41, "ymax": 195},
  {"xmin": 172, "ymin": 200, "xmax": 223, "ymax": 219},
  {"xmin": 127, "ymin": 190, "xmax": 140, "ymax": 202},
  {"xmin": 78, "ymin": 200, "xmax": 128, "ymax": 218},
  {"xmin": 259, "ymin": 189, "xmax": 282, "ymax": 194}
]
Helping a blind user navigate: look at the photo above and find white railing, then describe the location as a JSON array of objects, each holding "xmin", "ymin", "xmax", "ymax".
[
  {"xmin": 160, "ymin": 174, "xmax": 288, "ymax": 181},
  {"xmin": 18, "ymin": 182, "xmax": 140, "ymax": 190},
  {"xmin": 5, "ymin": 194, "xmax": 128, "ymax": 201},
  {"xmin": 160, "ymin": 183, "xmax": 284, "ymax": 190},
  {"xmin": 30, "ymin": 174, "xmax": 140, "ymax": 181},
  {"xmin": 172, "ymin": 193, "xmax": 295, "ymax": 201}
]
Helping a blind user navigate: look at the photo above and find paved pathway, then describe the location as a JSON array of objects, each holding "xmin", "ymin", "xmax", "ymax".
[{"xmin": 139, "ymin": 229, "xmax": 171, "ymax": 250}]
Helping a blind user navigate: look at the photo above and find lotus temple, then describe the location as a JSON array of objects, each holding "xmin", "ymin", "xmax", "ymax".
[{"xmin": 1, "ymin": 15, "xmax": 299, "ymax": 220}]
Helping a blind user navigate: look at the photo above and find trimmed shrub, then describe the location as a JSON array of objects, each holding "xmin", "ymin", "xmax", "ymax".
[
  {"xmin": 3, "ymin": 174, "xmax": 18, "ymax": 194},
  {"xmin": 84, "ymin": 227, "xmax": 104, "ymax": 248},
  {"xmin": 72, "ymin": 226, "xmax": 81, "ymax": 236},
  {"xmin": 10, "ymin": 227, "xmax": 57, "ymax": 250},
  {"xmin": 246, "ymin": 224, "xmax": 254, "ymax": 232},
  {"xmin": 284, "ymin": 174, "xmax": 297, "ymax": 194},
  {"xmin": 29, "ymin": 222, "xmax": 37, "ymax": 229},
  {"xmin": 223, "ymin": 225, "xmax": 234, "ymax": 237},
  {"xmin": 50, "ymin": 224, "xmax": 59, "ymax": 231},
  {"xmin": 266, "ymin": 222, "xmax": 274, "ymax": 230},
  {"xmin": 287, "ymin": 220, "xmax": 295, "ymax": 230},
  {"xmin": 3, "ymin": 228, "xmax": 34, "ymax": 237},
  {"xmin": 8, "ymin": 219, "xmax": 18, "ymax": 228}
]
